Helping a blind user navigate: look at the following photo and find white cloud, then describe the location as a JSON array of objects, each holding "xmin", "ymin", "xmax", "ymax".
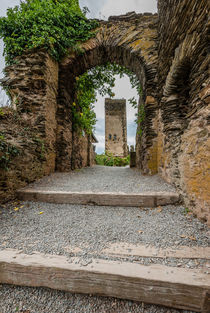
[
  {"xmin": 100, "ymin": 0, "xmax": 157, "ymax": 19},
  {"xmin": 79, "ymin": 0, "xmax": 107, "ymax": 18},
  {"xmin": 128, "ymin": 135, "xmax": 136, "ymax": 147},
  {"xmin": 94, "ymin": 74, "xmax": 138, "ymax": 120},
  {"xmin": 94, "ymin": 135, "xmax": 105, "ymax": 154}
]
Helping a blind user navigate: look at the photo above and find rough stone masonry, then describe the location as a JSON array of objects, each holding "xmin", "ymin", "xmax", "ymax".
[
  {"xmin": 105, "ymin": 98, "xmax": 128, "ymax": 157},
  {"xmin": 0, "ymin": 0, "xmax": 209, "ymax": 225}
]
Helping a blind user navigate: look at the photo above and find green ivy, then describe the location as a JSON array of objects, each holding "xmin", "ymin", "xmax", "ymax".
[
  {"xmin": 0, "ymin": 0, "xmax": 99, "ymax": 64},
  {"xmin": 0, "ymin": 134, "xmax": 20, "ymax": 170},
  {"xmin": 73, "ymin": 62, "xmax": 142, "ymax": 134},
  {"xmin": 0, "ymin": 1, "xmax": 143, "ymax": 137},
  {"xmin": 0, "ymin": 108, "xmax": 4, "ymax": 117}
]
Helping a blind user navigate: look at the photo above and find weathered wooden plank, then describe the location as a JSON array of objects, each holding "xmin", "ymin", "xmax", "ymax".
[
  {"xmin": 17, "ymin": 189, "xmax": 179, "ymax": 207},
  {"xmin": 102, "ymin": 243, "xmax": 210, "ymax": 260},
  {"xmin": 201, "ymin": 291, "xmax": 210, "ymax": 313},
  {"xmin": 0, "ymin": 249, "xmax": 209, "ymax": 312}
]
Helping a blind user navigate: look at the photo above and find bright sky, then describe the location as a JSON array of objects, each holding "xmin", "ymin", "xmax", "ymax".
[
  {"xmin": 80, "ymin": 0, "xmax": 157, "ymax": 153},
  {"xmin": 0, "ymin": 0, "xmax": 157, "ymax": 153}
]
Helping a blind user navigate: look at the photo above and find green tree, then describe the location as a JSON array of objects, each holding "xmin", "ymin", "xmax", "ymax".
[
  {"xmin": 0, "ymin": 0, "xmax": 98, "ymax": 64},
  {"xmin": 0, "ymin": 1, "xmax": 142, "ymax": 135}
]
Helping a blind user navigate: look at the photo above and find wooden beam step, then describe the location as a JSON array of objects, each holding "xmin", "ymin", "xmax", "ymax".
[
  {"xmin": 101, "ymin": 243, "xmax": 210, "ymax": 260},
  {"xmin": 16, "ymin": 189, "xmax": 180, "ymax": 207},
  {"xmin": 0, "ymin": 249, "xmax": 209, "ymax": 312},
  {"xmin": 64, "ymin": 243, "xmax": 210, "ymax": 260}
]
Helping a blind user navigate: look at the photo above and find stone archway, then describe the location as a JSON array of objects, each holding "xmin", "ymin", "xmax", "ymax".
[
  {"xmin": 0, "ymin": 3, "xmax": 209, "ymax": 225},
  {"xmin": 0, "ymin": 12, "xmax": 159, "ymax": 203},
  {"xmin": 56, "ymin": 12, "xmax": 159, "ymax": 173}
]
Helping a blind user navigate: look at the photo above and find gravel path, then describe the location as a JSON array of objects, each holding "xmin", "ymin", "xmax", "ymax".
[
  {"xmin": 0, "ymin": 201, "xmax": 209, "ymax": 269},
  {"xmin": 0, "ymin": 284, "xmax": 199, "ymax": 313},
  {"xmin": 0, "ymin": 165, "xmax": 209, "ymax": 313},
  {"xmin": 25, "ymin": 166, "xmax": 177, "ymax": 193},
  {"xmin": 0, "ymin": 201, "xmax": 209, "ymax": 312}
]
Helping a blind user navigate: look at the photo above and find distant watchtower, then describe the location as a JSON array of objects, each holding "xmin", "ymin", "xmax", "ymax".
[{"xmin": 105, "ymin": 98, "xmax": 128, "ymax": 157}]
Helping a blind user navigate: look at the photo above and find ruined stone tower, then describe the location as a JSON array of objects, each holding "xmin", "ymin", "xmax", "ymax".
[{"xmin": 105, "ymin": 98, "xmax": 128, "ymax": 157}]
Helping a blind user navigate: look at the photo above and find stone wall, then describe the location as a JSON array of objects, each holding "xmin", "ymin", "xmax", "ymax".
[
  {"xmin": 72, "ymin": 132, "xmax": 90, "ymax": 169},
  {"xmin": 0, "ymin": 51, "xmax": 58, "ymax": 201},
  {"xmin": 0, "ymin": 109, "xmax": 48, "ymax": 202},
  {"xmin": 157, "ymin": 0, "xmax": 210, "ymax": 224},
  {"xmin": 136, "ymin": 95, "xmax": 158, "ymax": 175},
  {"xmin": 105, "ymin": 98, "xmax": 128, "ymax": 157},
  {"xmin": 0, "ymin": 50, "xmax": 94, "ymax": 201}
]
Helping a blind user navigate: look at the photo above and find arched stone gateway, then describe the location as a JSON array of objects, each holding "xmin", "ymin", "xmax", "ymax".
[
  {"xmin": 0, "ymin": 1, "xmax": 209, "ymax": 225},
  {"xmin": 1, "ymin": 12, "xmax": 159, "ymax": 174},
  {"xmin": 57, "ymin": 12, "xmax": 158, "ymax": 172}
]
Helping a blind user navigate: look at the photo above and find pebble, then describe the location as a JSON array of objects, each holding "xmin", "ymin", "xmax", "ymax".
[
  {"xmin": 0, "ymin": 284, "xmax": 198, "ymax": 313},
  {"xmin": 26, "ymin": 166, "xmax": 177, "ymax": 193},
  {"xmin": 0, "ymin": 202, "xmax": 209, "ymax": 269}
]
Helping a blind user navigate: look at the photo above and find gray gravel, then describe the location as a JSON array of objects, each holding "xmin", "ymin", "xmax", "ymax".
[
  {"xmin": 0, "ymin": 201, "xmax": 208, "ymax": 313},
  {"xmin": 0, "ymin": 202, "xmax": 209, "ymax": 269},
  {"xmin": 25, "ymin": 166, "xmax": 177, "ymax": 193},
  {"xmin": 0, "ymin": 284, "xmax": 199, "ymax": 313},
  {"xmin": 0, "ymin": 169, "xmax": 208, "ymax": 312}
]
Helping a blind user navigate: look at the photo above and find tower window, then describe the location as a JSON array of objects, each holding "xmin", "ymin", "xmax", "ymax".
[
  {"xmin": 109, "ymin": 134, "xmax": 112, "ymax": 140},
  {"xmin": 114, "ymin": 134, "xmax": 117, "ymax": 141}
]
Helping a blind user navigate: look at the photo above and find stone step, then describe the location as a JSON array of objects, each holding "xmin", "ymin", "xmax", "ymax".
[
  {"xmin": 16, "ymin": 189, "xmax": 180, "ymax": 207},
  {"xmin": 0, "ymin": 249, "xmax": 209, "ymax": 312}
]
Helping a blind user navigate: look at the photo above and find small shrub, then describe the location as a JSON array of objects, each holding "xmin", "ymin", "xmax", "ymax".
[
  {"xmin": 184, "ymin": 207, "xmax": 190, "ymax": 215},
  {"xmin": 95, "ymin": 152, "xmax": 130, "ymax": 167}
]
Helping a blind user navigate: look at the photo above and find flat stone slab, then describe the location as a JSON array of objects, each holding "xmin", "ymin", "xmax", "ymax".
[
  {"xmin": 0, "ymin": 249, "xmax": 209, "ymax": 312},
  {"xmin": 17, "ymin": 189, "xmax": 180, "ymax": 207}
]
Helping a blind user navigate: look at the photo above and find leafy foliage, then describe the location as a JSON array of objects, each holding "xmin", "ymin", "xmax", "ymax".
[
  {"xmin": 0, "ymin": 134, "xmax": 20, "ymax": 170},
  {"xmin": 0, "ymin": 1, "xmax": 143, "ymax": 137},
  {"xmin": 0, "ymin": 108, "xmax": 4, "ymax": 117},
  {"xmin": 73, "ymin": 62, "xmax": 141, "ymax": 133},
  {"xmin": 95, "ymin": 152, "xmax": 130, "ymax": 167},
  {"xmin": 0, "ymin": 0, "xmax": 99, "ymax": 64}
]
